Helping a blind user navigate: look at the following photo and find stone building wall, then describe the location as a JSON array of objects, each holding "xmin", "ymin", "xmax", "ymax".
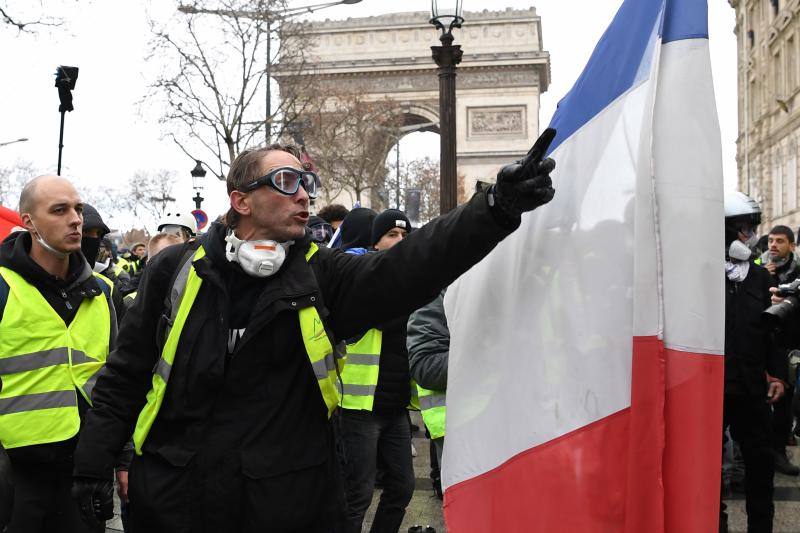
[{"xmin": 731, "ymin": 0, "xmax": 800, "ymax": 233}]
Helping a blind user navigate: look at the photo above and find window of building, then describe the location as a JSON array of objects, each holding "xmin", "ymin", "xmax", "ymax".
[
  {"xmin": 788, "ymin": 36, "xmax": 797, "ymax": 91},
  {"xmin": 775, "ymin": 50, "xmax": 783, "ymax": 97},
  {"xmin": 772, "ymin": 0, "xmax": 780, "ymax": 17},
  {"xmin": 774, "ymin": 150, "xmax": 784, "ymax": 216},
  {"xmin": 786, "ymin": 148, "xmax": 797, "ymax": 211}
]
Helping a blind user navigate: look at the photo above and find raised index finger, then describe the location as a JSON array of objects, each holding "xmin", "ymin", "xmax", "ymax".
[{"xmin": 522, "ymin": 127, "xmax": 557, "ymax": 167}]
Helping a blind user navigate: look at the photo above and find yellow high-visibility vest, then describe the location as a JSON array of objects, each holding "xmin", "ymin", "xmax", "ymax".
[
  {"xmin": 340, "ymin": 330, "xmax": 383, "ymax": 411},
  {"xmin": 0, "ymin": 268, "xmax": 111, "ymax": 449},
  {"xmin": 341, "ymin": 331, "xmax": 420, "ymax": 412},
  {"xmin": 416, "ymin": 385, "xmax": 446, "ymax": 439},
  {"xmin": 132, "ymin": 243, "xmax": 344, "ymax": 455}
]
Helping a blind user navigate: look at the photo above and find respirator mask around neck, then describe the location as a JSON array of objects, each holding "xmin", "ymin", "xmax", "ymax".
[
  {"xmin": 27, "ymin": 217, "xmax": 69, "ymax": 259},
  {"xmin": 224, "ymin": 231, "xmax": 292, "ymax": 278}
]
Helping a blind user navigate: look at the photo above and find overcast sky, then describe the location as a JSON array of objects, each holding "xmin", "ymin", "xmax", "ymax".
[{"xmin": 0, "ymin": 1, "xmax": 738, "ymax": 230}]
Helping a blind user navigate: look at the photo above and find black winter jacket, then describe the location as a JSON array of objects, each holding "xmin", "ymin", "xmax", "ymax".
[
  {"xmin": 725, "ymin": 262, "xmax": 786, "ymax": 395},
  {"xmin": 73, "ymin": 193, "xmax": 518, "ymax": 529}
]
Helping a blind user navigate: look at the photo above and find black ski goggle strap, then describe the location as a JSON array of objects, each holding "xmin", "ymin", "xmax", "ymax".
[{"xmin": 240, "ymin": 167, "xmax": 321, "ymax": 199}]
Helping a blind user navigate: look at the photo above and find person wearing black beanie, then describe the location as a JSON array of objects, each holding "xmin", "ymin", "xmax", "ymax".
[
  {"xmin": 371, "ymin": 209, "xmax": 412, "ymax": 250},
  {"xmin": 339, "ymin": 206, "xmax": 418, "ymax": 533}
]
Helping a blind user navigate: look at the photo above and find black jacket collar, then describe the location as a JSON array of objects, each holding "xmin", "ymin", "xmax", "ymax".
[{"xmin": 0, "ymin": 231, "xmax": 96, "ymax": 292}]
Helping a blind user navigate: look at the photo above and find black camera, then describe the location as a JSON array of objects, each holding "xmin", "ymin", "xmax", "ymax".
[
  {"xmin": 763, "ymin": 278, "xmax": 800, "ymax": 328},
  {"xmin": 55, "ymin": 65, "xmax": 79, "ymax": 112}
]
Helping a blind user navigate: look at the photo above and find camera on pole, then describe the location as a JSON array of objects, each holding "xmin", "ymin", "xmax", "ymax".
[{"xmin": 54, "ymin": 65, "xmax": 78, "ymax": 176}]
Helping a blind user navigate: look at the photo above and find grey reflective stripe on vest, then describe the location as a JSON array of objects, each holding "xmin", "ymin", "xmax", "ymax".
[
  {"xmin": 345, "ymin": 353, "xmax": 380, "ymax": 366},
  {"xmin": 82, "ymin": 368, "xmax": 103, "ymax": 400},
  {"xmin": 0, "ymin": 390, "xmax": 76, "ymax": 415},
  {"xmin": 0, "ymin": 347, "xmax": 69, "ymax": 374},
  {"xmin": 164, "ymin": 255, "xmax": 196, "ymax": 342},
  {"xmin": 419, "ymin": 394, "xmax": 446, "ymax": 410},
  {"xmin": 71, "ymin": 350, "xmax": 99, "ymax": 365},
  {"xmin": 311, "ymin": 354, "xmax": 336, "ymax": 381},
  {"xmin": 338, "ymin": 383, "xmax": 377, "ymax": 397},
  {"xmin": 154, "ymin": 358, "xmax": 172, "ymax": 382}
]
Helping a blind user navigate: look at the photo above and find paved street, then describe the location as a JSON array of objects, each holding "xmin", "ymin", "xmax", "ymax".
[{"xmin": 106, "ymin": 413, "xmax": 800, "ymax": 533}]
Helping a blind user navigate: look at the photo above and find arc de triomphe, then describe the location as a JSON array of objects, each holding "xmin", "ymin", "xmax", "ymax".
[{"xmin": 278, "ymin": 7, "xmax": 550, "ymax": 205}]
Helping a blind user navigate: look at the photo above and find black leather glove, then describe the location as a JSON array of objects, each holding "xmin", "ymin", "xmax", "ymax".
[
  {"xmin": 489, "ymin": 128, "xmax": 557, "ymax": 219},
  {"xmin": 72, "ymin": 477, "xmax": 114, "ymax": 528}
]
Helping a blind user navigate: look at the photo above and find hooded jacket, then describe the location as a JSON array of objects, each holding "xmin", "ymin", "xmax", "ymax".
[
  {"xmin": 73, "ymin": 192, "xmax": 518, "ymax": 530},
  {"xmin": 0, "ymin": 231, "xmax": 117, "ymax": 470},
  {"xmin": 339, "ymin": 207, "xmax": 376, "ymax": 252}
]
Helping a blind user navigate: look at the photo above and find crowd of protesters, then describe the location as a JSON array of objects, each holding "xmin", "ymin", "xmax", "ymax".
[
  {"xmin": 2, "ymin": 135, "xmax": 798, "ymax": 533},
  {"xmin": 0, "ymin": 136, "xmax": 556, "ymax": 533}
]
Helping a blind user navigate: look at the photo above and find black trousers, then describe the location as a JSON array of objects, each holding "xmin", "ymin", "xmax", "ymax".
[
  {"xmin": 340, "ymin": 409, "xmax": 415, "ymax": 533},
  {"xmin": 720, "ymin": 393, "xmax": 775, "ymax": 533},
  {"xmin": 7, "ymin": 461, "xmax": 103, "ymax": 533},
  {"xmin": 771, "ymin": 385, "xmax": 794, "ymax": 450}
]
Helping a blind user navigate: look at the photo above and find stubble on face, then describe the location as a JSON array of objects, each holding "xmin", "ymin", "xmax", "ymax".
[{"xmin": 239, "ymin": 151, "xmax": 310, "ymax": 242}]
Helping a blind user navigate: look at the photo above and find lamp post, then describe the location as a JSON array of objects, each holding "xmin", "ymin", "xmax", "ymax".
[
  {"xmin": 430, "ymin": 0, "xmax": 464, "ymax": 215},
  {"xmin": 191, "ymin": 160, "xmax": 207, "ymax": 210}
]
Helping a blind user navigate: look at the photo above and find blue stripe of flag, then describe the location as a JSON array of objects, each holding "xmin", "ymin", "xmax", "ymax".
[
  {"xmin": 662, "ymin": 0, "xmax": 709, "ymax": 44},
  {"xmin": 546, "ymin": 0, "xmax": 665, "ymax": 155}
]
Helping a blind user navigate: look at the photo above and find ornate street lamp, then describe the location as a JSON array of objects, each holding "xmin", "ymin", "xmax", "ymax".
[
  {"xmin": 191, "ymin": 160, "xmax": 207, "ymax": 210},
  {"xmin": 430, "ymin": 0, "xmax": 464, "ymax": 214}
]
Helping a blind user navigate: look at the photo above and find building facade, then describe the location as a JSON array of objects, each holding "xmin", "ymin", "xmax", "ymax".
[{"xmin": 732, "ymin": 0, "xmax": 800, "ymax": 232}]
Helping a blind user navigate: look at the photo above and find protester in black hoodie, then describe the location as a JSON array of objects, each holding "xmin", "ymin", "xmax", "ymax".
[
  {"xmin": 338, "ymin": 207, "xmax": 377, "ymax": 253},
  {"xmin": 1, "ymin": 175, "xmax": 116, "ymax": 533}
]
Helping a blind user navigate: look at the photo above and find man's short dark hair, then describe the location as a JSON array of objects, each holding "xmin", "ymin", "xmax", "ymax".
[
  {"xmin": 317, "ymin": 204, "xmax": 349, "ymax": 224},
  {"xmin": 770, "ymin": 225, "xmax": 795, "ymax": 244}
]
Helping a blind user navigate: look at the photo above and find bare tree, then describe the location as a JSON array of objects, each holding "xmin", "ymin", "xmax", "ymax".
[
  {"xmin": 146, "ymin": 0, "xmax": 315, "ymax": 181},
  {"xmin": 297, "ymin": 87, "xmax": 404, "ymax": 205},
  {"xmin": 383, "ymin": 157, "xmax": 446, "ymax": 224},
  {"xmin": 0, "ymin": 2, "xmax": 62, "ymax": 33},
  {"xmin": 0, "ymin": 160, "xmax": 39, "ymax": 208}
]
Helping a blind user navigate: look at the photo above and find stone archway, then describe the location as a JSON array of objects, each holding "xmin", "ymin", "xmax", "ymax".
[{"xmin": 276, "ymin": 7, "xmax": 550, "ymax": 206}]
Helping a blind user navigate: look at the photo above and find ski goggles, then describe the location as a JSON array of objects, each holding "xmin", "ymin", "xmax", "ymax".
[
  {"xmin": 309, "ymin": 222, "xmax": 334, "ymax": 243},
  {"xmin": 241, "ymin": 167, "xmax": 321, "ymax": 199}
]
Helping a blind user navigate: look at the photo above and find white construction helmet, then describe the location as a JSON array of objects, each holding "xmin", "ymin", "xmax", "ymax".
[{"xmin": 158, "ymin": 211, "xmax": 198, "ymax": 237}]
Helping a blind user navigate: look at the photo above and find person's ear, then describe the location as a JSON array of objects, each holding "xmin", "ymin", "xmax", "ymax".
[
  {"xmin": 229, "ymin": 190, "xmax": 252, "ymax": 218},
  {"xmin": 21, "ymin": 213, "xmax": 35, "ymax": 234}
]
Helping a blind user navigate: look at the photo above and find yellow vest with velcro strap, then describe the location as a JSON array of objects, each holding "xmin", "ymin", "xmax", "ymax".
[
  {"xmin": 0, "ymin": 268, "xmax": 111, "ymax": 449},
  {"xmin": 132, "ymin": 242, "xmax": 344, "ymax": 455},
  {"xmin": 417, "ymin": 385, "xmax": 446, "ymax": 439}
]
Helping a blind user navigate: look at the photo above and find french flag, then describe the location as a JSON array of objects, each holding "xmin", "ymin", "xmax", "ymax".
[{"xmin": 442, "ymin": 1, "xmax": 724, "ymax": 531}]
